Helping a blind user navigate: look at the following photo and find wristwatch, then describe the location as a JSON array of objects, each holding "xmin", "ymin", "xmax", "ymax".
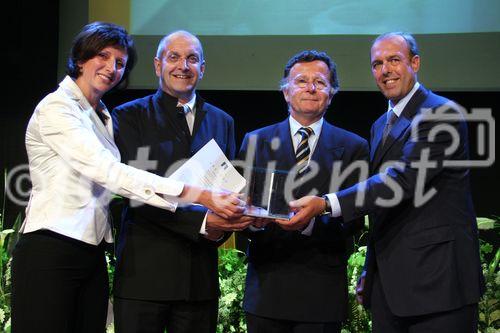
[{"xmin": 321, "ymin": 195, "xmax": 332, "ymax": 216}]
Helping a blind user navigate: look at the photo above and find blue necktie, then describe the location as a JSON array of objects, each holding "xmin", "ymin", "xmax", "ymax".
[{"xmin": 382, "ymin": 110, "xmax": 398, "ymax": 145}]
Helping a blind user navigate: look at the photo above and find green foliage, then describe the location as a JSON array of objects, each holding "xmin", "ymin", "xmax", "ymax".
[
  {"xmin": 478, "ymin": 216, "xmax": 500, "ymax": 332},
  {"xmin": 217, "ymin": 248, "xmax": 247, "ymax": 333},
  {"xmin": 342, "ymin": 233, "xmax": 372, "ymax": 333},
  {"xmin": 0, "ymin": 202, "xmax": 497, "ymax": 333},
  {"xmin": 214, "ymin": 217, "xmax": 499, "ymax": 333},
  {"xmin": 477, "ymin": 217, "xmax": 497, "ymax": 231},
  {"xmin": 0, "ymin": 210, "xmax": 22, "ymax": 333},
  {"xmin": 214, "ymin": 240, "xmax": 374, "ymax": 333},
  {"xmin": 106, "ymin": 252, "xmax": 116, "ymax": 296}
]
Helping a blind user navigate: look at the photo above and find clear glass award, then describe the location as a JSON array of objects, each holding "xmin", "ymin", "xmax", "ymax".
[{"xmin": 243, "ymin": 167, "xmax": 292, "ymax": 220}]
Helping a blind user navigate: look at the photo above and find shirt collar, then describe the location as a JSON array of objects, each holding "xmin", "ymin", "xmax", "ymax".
[
  {"xmin": 177, "ymin": 94, "xmax": 197, "ymax": 113},
  {"xmin": 289, "ymin": 115, "xmax": 323, "ymax": 137},
  {"xmin": 388, "ymin": 81, "xmax": 420, "ymax": 117}
]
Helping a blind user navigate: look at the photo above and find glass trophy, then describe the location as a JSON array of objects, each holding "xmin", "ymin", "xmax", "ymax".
[{"xmin": 243, "ymin": 167, "xmax": 293, "ymax": 220}]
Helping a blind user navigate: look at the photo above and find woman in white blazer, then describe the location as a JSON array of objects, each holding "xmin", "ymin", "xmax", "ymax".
[{"xmin": 11, "ymin": 22, "xmax": 243, "ymax": 333}]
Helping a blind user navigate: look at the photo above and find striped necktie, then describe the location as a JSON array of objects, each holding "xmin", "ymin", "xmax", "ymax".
[{"xmin": 295, "ymin": 127, "xmax": 313, "ymax": 176}]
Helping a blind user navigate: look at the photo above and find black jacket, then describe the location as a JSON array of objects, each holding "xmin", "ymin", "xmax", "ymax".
[
  {"xmin": 337, "ymin": 86, "xmax": 485, "ymax": 316},
  {"xmin": 240, "ymin": 118, "xmax": 368, "ymax": 322},
  {"xmin": 112, "ymin": 89, "xmax": 235, "ymax": 301}
]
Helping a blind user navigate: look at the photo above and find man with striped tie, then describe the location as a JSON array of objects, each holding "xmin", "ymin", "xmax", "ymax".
[{"xmin": 238, "ymin": 50, "xmax": 369, "ymax": 333}]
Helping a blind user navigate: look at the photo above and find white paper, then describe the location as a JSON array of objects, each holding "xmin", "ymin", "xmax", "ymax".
[{"xmin": 170, "ymin": 139, "xmax": 246, "ymax": 193}]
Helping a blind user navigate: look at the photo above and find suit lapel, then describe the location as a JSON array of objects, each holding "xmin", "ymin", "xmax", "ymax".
[
  {"xmin": 372, "ymin": 86, "xmax": 429, "ymax": 170},
  {"xmin": 60, "ymin": 77, "xmax": 116, "ymax": 148},
  {"xmin": 372, "ymin": 116, "xmax": 411, "ymax": 169},
  {"xmin": 153, "ymin": 90, "xmax": 191, "ymax": 144},
  {"xmin": 89, "ymin": 107, "xmax": 115, "ymax": 144},
  {"xmin": 272, "ymin": 120, "xmax": 296, "ymax": 170},
  {"xmin": 190, "ymin": 97, "xmax": 209, "ymax": 154},
  {"xmin": 370, "ymin": 117, "xmax": 385, "ymax": 163},
  {"xmin": 309, "ymin": 122, "xmax": 344, "ymax": 192},
  {"xmin": 311, "ymin": 122, "xmax": 344, "ymax": 162},
  {"xmin": 191, "ymin": 95, "xmax": 207, "ymax": 137}
]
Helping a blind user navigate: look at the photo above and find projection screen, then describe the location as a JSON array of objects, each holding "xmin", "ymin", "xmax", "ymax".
[{"xmin": 58, "ymin": 0, "xmax": 500, "ymax": 91}]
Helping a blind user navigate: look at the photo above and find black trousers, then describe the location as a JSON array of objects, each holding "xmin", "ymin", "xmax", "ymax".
[
  {"xmin": 11, "ymin": 230, "xmax": 109, "ymax": 333},
  {"xmin": 371, "ymin": 272, "xmax": 479, "ymax": 333},
  {"xmin": 113, "ymin": 296, "xmax": 218, "ymax": 333},
  {"xmin": 245, "ymin": 312, "xmax": 341, "ymax": 333}
]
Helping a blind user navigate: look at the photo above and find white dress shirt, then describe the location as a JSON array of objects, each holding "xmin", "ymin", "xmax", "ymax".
[
  {"xmin": 22, "ymin": 76, "xmax": 185, "ymax": 245},
  {"xmin": 326, "ymin": 82, "xmax": 421, "ymax": 218},
  {"xmin": 177, "ymin": 94, "xmax": 196, "ymax": 135}
]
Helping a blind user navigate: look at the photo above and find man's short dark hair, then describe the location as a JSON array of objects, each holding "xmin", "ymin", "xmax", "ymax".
[
  {"xmin": 66, "ymin": 21, "xmax": 137, "ymax": 88},
  {"xmin": 373, "ymin": 32, "xmax": 419, "ymax": 58},
  {"xmin": 280, "ymin": 50, "xmax": 339, "ymax": 92}
]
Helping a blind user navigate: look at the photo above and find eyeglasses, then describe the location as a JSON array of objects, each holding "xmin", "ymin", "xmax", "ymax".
[
  {"xmin": 291, "ymin": 76, "xmax": 330, "ymax": 90},
  {"xmin": 165, "ymin": 52, "xmax": 201, "ymax": 65}
]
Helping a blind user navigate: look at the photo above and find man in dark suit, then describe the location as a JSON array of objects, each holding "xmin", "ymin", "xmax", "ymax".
[
  {"xmin": 239, "ymin": 50, "xmax": 369, "ymax": 333},
  {"xmin": 283, "ymin": 33, "xmax": 484, "ymax": 332},
  {"xmin": 111, "ymin": 30, "xmax": 252, "ymax": 333}
]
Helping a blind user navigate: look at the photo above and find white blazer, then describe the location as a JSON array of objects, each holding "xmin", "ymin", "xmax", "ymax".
[{"xmin": 22, "ymin": 76, "xmax": 184, "ymax": 245}]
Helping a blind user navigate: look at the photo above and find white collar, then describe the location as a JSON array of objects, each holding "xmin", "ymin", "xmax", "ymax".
[
  {"xmin": 388, "ymin": 81, "xmax": 420, "ymax": 117},
  {"xmin": 59, "ymin": 75, "xmax": 108, "ymax": 114},
  {"xmin": 177, "ymin": 94, "xmax": 197, "ymax": 113},
  {"xmin": 289, "ymin": 116, "xmax": 323, "ymax": 137}
]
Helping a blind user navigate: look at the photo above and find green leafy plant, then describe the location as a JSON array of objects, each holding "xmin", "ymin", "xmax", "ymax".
[
  {"xmin": 0, "ymin": 170, "xmax": 23, "ymax": 333},
  {"xmin": 477, "ymin": 217, "xmax": 500, "ymax": 332},
  {"xmin": 215, "ymin": 238, "xmax": 374, "ymax": 333},
  {"xmin": 0, "ymin": 195, "xmax": 497, "ymax": 333},
  {"xmin": 341, "ymin": 216, "xmax": 500, "ymax": 333},
  {"xmin": 0, "ymin": 214, "xmax": 22, "ymax": 333},
  {"xmin": 342, "ymin": 237, "xmax": 372, "ymax": 333},
  {"xmin": 341, "ymin": 216, "xmax": 372, "ymax": 332},
  {"xmin": 217, "ymin": 248, "xmax": 247, "ymax": 333}
]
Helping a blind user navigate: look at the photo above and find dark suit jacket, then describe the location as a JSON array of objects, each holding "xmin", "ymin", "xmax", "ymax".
[
  {"xmin": 337, "ymin": 86, "xmax": 485, "ymax": 316},
  {"xmin": 111, "ymin": 89, "xmax": 235, "ymax": 301},
  {"xmin": 239, "ymin": 118, "xmax": 369, "ymax": 322}
]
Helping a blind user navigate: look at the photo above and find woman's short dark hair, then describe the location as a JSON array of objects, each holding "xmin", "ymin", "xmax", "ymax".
[{"xmin": 66, "ymin": 21, "xmax": 137, "ymax": 88}]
